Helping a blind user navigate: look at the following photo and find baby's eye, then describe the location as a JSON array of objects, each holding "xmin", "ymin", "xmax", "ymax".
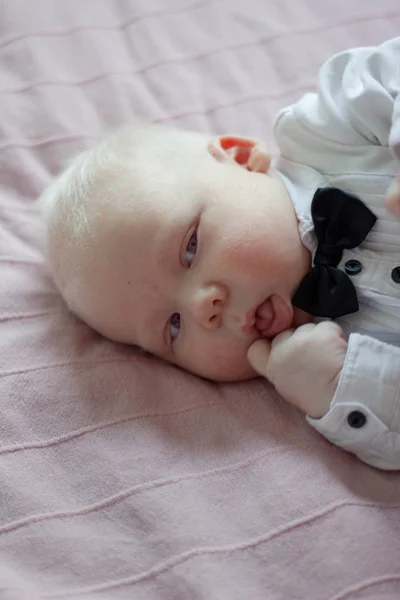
[
  {"xmin": 183, "ymin": 228, "xmax": 198, "ymax": 267},
  {"xmin": 169, "ymin": 312, "xmax": 181, "ymax": 342}
]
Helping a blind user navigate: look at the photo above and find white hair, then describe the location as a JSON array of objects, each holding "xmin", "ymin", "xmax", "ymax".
[{"xmin": 38, "ymin": 124, "xmax": 210, "ymax": 319}]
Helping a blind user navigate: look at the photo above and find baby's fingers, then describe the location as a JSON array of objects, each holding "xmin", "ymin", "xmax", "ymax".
[{"xmin": 247, "ymin": 339, "xmax": 271, "ymax": 376}]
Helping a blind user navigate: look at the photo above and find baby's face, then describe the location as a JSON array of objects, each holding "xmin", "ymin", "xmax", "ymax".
[{"xmin": 81, "ymin": 138, "xmax": 311, "ymax": 381}]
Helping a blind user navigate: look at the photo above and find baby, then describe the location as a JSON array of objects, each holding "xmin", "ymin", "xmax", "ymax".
[{"xmin": 40, "ymin": 38, "xmax": 400, "ymax": 470}]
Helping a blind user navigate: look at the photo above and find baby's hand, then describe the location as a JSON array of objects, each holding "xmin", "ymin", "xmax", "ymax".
[
  {"xmin": 247, "ymin": 322, "xmax": 348, "ymax": 419},
  {"xmin": 386, "ymin": 171, "xmax": 400, "ymax": 218}
]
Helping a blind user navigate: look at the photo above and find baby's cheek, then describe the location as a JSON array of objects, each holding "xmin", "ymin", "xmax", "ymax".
[
  {"xmin": 181, "ymin": 337, "xmax": 256, "ymax": 382},
  {"xmin": 222, "ymin": 234, "xmax": 268, "ymax": 277}
]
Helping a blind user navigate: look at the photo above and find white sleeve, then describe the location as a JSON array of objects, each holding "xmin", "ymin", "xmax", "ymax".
[
  {"xmin": 307, "ymin": 334, "xmax": 400, "ymax": 471},
  {"xmin": 274, "ymin": 37, "xmax": 400, "ymax": 171}
]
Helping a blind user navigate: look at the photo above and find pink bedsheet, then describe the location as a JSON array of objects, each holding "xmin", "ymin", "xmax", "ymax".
[{"xmin": 1, "ymin": 1, "xmax": 400, "ymax": 598}]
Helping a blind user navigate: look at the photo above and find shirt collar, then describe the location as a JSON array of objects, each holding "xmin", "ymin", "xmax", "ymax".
[{"xmin": 273, "ymin": 157, "xmax": 330, "ymax": 254}]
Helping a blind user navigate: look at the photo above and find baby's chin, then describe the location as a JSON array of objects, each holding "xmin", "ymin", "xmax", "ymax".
[
  {"xmin": 184, "ymin": 351, "xmax": 259, "ymax": 382},
  {"xmin": 198, "ymin": 361, "xmax": 258, "ymax": 382}
]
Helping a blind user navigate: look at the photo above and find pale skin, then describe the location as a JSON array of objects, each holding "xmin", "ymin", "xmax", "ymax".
[
  {"xmin": 56, "ymin": 128, "xmax": 399, "ymax": 420},
  {"xmin": 70, "ymin": 130, "xmax": 313, "ymax": 382}
]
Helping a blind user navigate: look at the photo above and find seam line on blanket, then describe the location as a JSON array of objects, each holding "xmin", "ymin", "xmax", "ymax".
[
  {"xmin": 0, "ymin": 134, "xmax": 95, "ymax": 153},
  {"xmin": 0, "ymin": 397, "xmax": 247, "ymax": 455},
  {"xmin": 331, "ymin": 574, "xmax": 400, "ymax": 600},
  {"xmin": 39, "ymin": 501, "xmax": 400, "ymax": 597},
  {"xmin": 0, "ymin": 0, "xmax": 222, "ymax": 51},
  {"xmin": 0, "ymin": 257, "xmax": 44, "ymax": 265},
  {"xmin": 1, "ymin": 10, "xmax": 399, "ymax": 96},
  {"xmin": 0, "ymin": 310, "xmax": 61, "ymax": 323},
  {"xmin": 0, "ymin": 442, "xmax": 326, "ymax": 535},
  {"xmin": 152, "ymin": 88, "xmax": 310, "ymax": 124},
  {"xmin": 0, "ymin": 83, "xmax": 310, "ymax": 153},
  {"xmin": 0, "ymin": 356, "xmax": 145, "ymax": 378}
]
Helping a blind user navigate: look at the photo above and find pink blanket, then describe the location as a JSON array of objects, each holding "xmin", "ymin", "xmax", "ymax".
[{"xmin": 1, "ymin": 1, "xmax": 400, "ymax": 598}]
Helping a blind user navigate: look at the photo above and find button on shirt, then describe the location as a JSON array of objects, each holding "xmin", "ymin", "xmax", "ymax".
[{"xmin": 273, "ymin": 37, "xmax": 400, "ymax": 470}]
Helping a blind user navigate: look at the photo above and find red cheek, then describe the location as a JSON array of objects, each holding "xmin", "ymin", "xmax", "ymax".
[{"xmin": 219, "ymin": 237, "xmax": 267, "ymax": 277}]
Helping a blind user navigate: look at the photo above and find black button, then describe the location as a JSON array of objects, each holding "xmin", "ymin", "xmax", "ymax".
[
  {"xmin": 391, "ymin": 267, "xmax": 400, "ymax": 284},
  {"xmin": 347, "ymin": 410, "xmax": 366, "ymax": 429},
  {"xmin": 344, "ymin": 260, "xmax": 362, "ymax": 275}
]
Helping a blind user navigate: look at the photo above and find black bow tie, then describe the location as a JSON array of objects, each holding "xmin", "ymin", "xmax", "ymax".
[{"xmin": 292, "ymin": 187, "xmax": 377, "ymax": 318}]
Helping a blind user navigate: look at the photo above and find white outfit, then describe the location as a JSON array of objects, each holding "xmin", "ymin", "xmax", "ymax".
[{"xmin": 273, "ymin": 38, "xmax": 400, "ymax": 470}]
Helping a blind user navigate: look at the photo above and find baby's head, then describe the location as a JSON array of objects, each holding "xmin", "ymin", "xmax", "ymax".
[{"xmin": 40, "ymin": 124, "xmax": 310, "ymax": 381}]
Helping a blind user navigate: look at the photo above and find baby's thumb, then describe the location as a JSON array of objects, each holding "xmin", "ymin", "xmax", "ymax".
[{"xmin": 247, "ymin": 339, "xmax": 271, "ymax": 376}]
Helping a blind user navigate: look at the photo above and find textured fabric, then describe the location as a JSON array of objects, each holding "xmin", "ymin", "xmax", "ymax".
[
  {"xmin": 275, "ymin": 38, "xmax": 400, "ymax": 470},
  {"xmin": 308, "ymin": 334, "xmax": 400, "ymax": 470},
  {"xmin": 1, "ymin": 2, "xmax": 400, "ymax": 599}
]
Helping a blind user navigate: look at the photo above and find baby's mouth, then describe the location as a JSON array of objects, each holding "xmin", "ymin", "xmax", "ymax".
[{"xmin": 255, "ymin": 295, "xmax": 293, "ymax": 338}]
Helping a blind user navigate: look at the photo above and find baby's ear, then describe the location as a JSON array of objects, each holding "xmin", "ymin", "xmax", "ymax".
[{"xmin": 208, "ymin": 135, "xmax": 271, "ymax": 172}]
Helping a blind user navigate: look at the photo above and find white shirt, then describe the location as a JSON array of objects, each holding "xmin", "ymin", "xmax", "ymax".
[{"xmin": 273, "ymin": 38, "xmax": 400, "ymax": 470}]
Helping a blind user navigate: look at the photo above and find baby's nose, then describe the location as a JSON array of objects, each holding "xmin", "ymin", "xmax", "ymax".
[{"xmin": 190, "ymin": 283, "xmax": 227, "ymax": 330}]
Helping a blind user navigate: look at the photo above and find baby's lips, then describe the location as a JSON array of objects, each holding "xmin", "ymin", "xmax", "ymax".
[{"xmin": 247, "ymin": 339, "xmax": 271, "ymax": 375}]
